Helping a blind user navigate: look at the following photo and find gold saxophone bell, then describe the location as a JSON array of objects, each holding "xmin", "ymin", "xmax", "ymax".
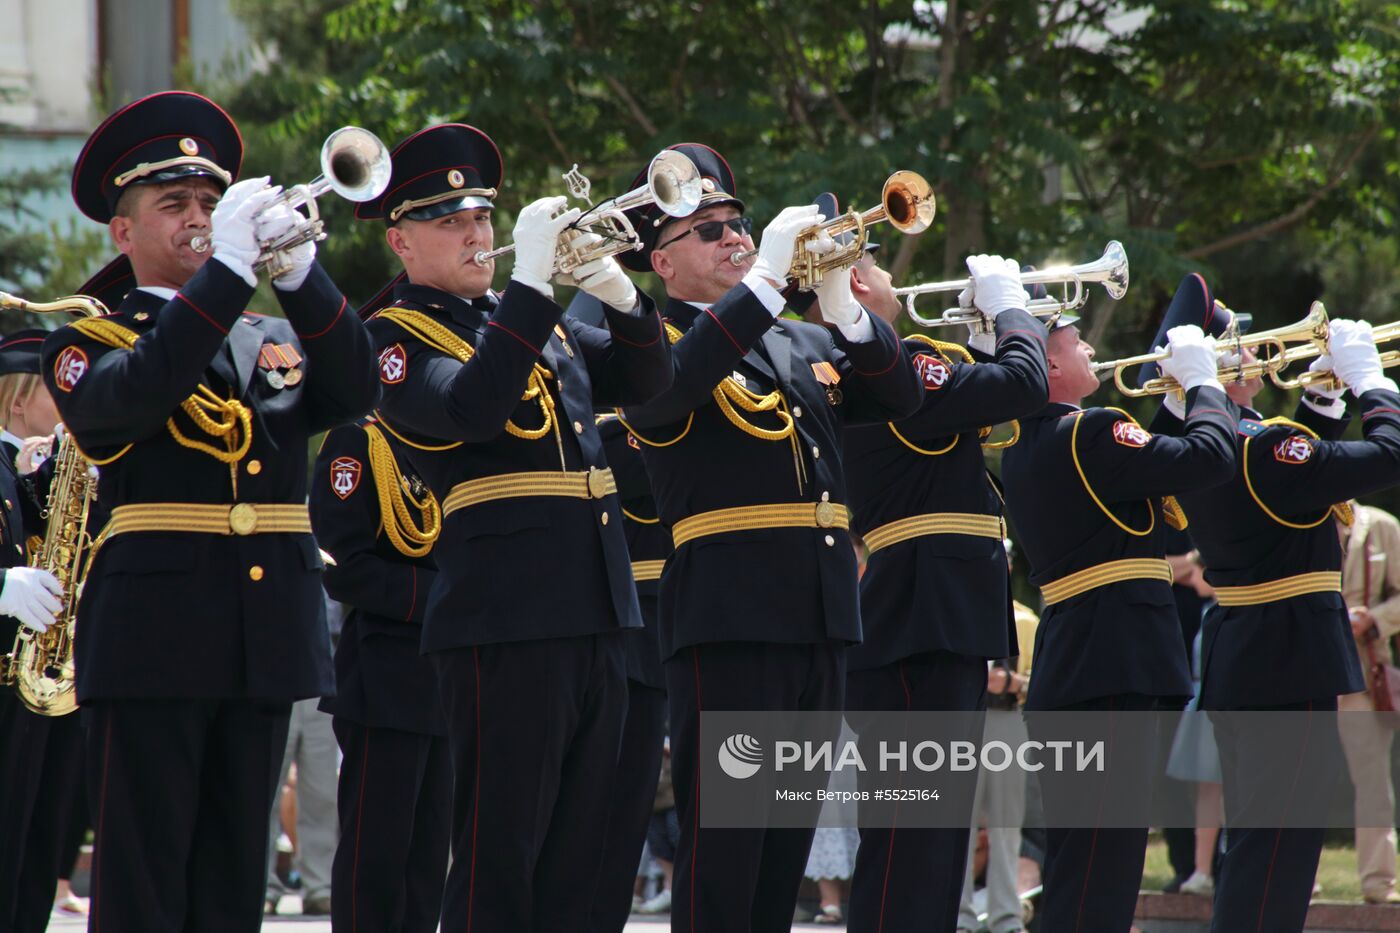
[{"xmin": 730, "ymin": 171, "xmax": 936, "ymax": 289}]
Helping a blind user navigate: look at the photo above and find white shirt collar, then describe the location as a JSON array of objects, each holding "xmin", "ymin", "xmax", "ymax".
[
  {"xmin": 138, "ymin": 286, "xmax": 178, "ymax": 301},
  {"xmin": 0, "ymin": 430, "xmax": 23, "ymax": 450}
]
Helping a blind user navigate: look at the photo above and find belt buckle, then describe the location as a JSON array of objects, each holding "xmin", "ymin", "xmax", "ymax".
[
  {"xmin": 229, "ymin": 502, "xmax": 258, "ymax": 536},
  {"xmin": 586, "ymin": 467, "xmax": 609, "ymax": 499},
  {"xmin": 815, "ymin": 501, "xmax": 836, "ymax": 528}
]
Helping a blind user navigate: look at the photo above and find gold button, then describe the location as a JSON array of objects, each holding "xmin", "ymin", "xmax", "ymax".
[
  {"xmin": 574, "ymin": 420, "xmax": 584, "ymax": 434},
  {"xmin": 793, "ymin": 407, "xmax": 803, "ymax": 418},
  {"xmin": 812, "ymin": 445, "xmax": 821, "ymax": 459},
  {"xmin": 601, "ymin": 512, "xmax": 610, "ymax": 525},
  {"xmin": 3, "ymin": 499, "xmax": 10, "ymax": 509},
  {"xmin": 248, "ymin": 565, "xmax": 264, "ymax": 581},
  {"xmin": 824, "ymin": 535, "xmax": 836, "ymax": 547},
  {"xmin": 821, "ymin": 491, "xmax": 830, "ymax": 502},
  {"xmin": 246, "ymin": 459, "xmax": 262, "ymax": 475}
]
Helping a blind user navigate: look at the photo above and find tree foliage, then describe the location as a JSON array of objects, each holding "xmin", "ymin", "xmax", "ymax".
[{"xmin": 221, "ymin": 0, "xmax": 1399, "ymax": 363}]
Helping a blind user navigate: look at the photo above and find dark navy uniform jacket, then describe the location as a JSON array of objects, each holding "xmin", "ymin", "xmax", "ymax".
[
  {"xmin": 368, "ymin": 281, "xmax": 672, "ymax": 652},
  {"xmin": 1001, "ymin": 386, "xmax": 1238, "ymax": 710},
  {"xmin": 620, "ymin": 290, "xmax": 923, "ymax": 660},
  {"xmin": 312, "ymin": 419, "xmax": 444, "ymax": 735},
  {"xmin": 1151, "ymin": 391, "xmax": 1400, "ymax": 708},
  {"xmin": 41, "ymin": 260, "xmax": 378, "ymax": 702},
  {"xmin": 597, "ymin": 413, "xmax": 667, "ymax": 689},
  {"xmin": 845, "ymin": 308, "xmax": 1048, "ymax": 671}
]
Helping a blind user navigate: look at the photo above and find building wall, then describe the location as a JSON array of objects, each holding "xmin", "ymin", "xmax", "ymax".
[{"xmin": 1, "ymin": 0, "xmax": 251, "ymax": 231}]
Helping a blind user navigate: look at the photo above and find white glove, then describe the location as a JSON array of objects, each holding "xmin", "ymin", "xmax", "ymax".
[
  {"xmin": 1305, "ymin": 354, "xmax": 1346, "ymax": 401},
  {"xmin": 815, "ymin": 267, "xmax": 861, "ymax": 326},
  {"xmin": 807, "ymin": 230, "xmax": 838, "ymax": 256},
  {"xmin": 750, "ymin": 205, "xmax": 823, "ymax": 287},
  {"xmin": 0, "ymin": 567, "xmax": 63, "ymax": 634},
  {"xmin": 210, "ymin": 178, "xmax": 279, "ymax": 289},
  {"xmin": 250, "ymin": 199, "xmax": 315, "ymax": 290},
  {"xmin": 965, "ymin": 255, "xmax": 1028, "ymax": 320},
  {"xmin": 15, "ymin": 436, "xmax": 51, "ymax": 476},
  {"xmin": 572, "ymin": 255, "xmax": 638, "ymax": 312},
  {"xmin": 1330, "ymin": 320, "xmax": 1397, "ymax": 397},
  {"xmin": 511, "ymin": 196, "xmax": 581, "ymax": 299},
  {"xmin": 1157, "ymin": 325, "xmax": 1222, "ymax": 392}
]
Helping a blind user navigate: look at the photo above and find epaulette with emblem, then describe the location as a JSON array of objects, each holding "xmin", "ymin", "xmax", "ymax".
[{"xmin": 1237, "ymin": 420, "xmax": 1267, "ymax": 437}]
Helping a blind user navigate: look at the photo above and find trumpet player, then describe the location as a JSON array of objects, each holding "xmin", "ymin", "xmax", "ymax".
[
  {"xmin": 41, "ymin": 91, "xmax": 379, "ymax": 932},
  {"xmin": 1140, "ymin": 276, "xmax": 1400, "ymax": 931},
  {"xmin": 360, "ymin": 123, "xmax": 673, "ymax": 931},
  {"xmin": 835, "ymin": 252, "xmax": 1048, "ymax": 933},
  {"xmin": 615, "ymin": 144, "xmax": 922, "ymax": 933},
  {"xmin": 999, "ymin": 310, "xmax": 1238, "ymax": 931}
]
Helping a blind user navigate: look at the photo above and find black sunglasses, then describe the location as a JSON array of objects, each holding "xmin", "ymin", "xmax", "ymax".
[{"xmin": 657, "ymin": 216, "xmax": 752, "ymax": 250}]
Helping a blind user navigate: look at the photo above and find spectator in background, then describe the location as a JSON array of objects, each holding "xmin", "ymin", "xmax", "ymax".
[
  {"xmin": 263, "ymin": 592, "xmax": 341, "ymax": 915},
  {"xmin": 1160, "ymin": 528, "xmax": 1208, "ymax": 892},
  {"xmin": 958, "ymin": 540, "xmax": 1038, "ymax": 933},
  {"xmin": 1165, "ymin": 552, "xmax": 1222, "ymax": 898},
  {"xmin": 1337, "ymin": 500, "xmax": 1400, "ymax": 904},
  {"xmin": 637, "ymin": 739, "xmax": 678, "ymax": 915}
]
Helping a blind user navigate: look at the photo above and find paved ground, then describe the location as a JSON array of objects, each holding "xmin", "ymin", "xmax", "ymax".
[{"xmin": 46, "ymin": 910, "xmax": 841, "ymax": 931}]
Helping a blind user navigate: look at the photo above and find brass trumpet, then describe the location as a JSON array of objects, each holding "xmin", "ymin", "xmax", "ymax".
[
  {"xmin": 1092, "ymin": 301, "xmax": 1332, "ymax": 398},
  {"xmin": 729, "ymin": 171, "xmax": 936, "ymax": 289},
  {"xmin": 898, "ymin": 241, "xmax": 1129, "ymax": 330},
  {"xmin": 191, "ymin": 125, "xmax": 393, "ymax": 278},
  {"xmin": 474, "ymin": 149, "xmax": 703, "ymax": 276}
]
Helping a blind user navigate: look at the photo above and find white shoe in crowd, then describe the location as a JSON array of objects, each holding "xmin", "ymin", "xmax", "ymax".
[
  {"xmin": 1179, "ymin": 871, "xmax": 1214, "ymax": 896},
  {"xmin": 637, "ymin": 888, "xmax": 672, "ymax": 914}
]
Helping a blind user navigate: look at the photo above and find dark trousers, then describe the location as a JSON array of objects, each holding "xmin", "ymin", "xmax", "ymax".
[
  {"xmin": 83, "ymin": 697, "xmax": 291, "ymax": 933},
  {"xmin": 844, "ymin": 651, "xmax": 988, "ymax": 933},
  {"xmin": 1210, "ymin": 698, "xmax": 1342, "ymax": 933},
  {"xmin": 0, "ymin": 694, "xmax": 85, "ymax": 933},
  {"xmin": 330, "ymin": 718, "xmax": 451, "ymax": 933},
  {"xmin": 666, "ymin": 641, "xmax": 845, "ymax": 933},
  {"xmin": 1030, "ymin": 693, "xmax": 1162, "ymax": 933},
  {"xmin": 591, "ymin": 680, "xmax": 667, "ymax": 933},
  {"xmin": 433, "ymin": 633, "xmax": 625, "ymax": 933}
]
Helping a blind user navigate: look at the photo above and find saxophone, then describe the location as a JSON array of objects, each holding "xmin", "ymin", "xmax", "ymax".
[
  {"xmin": 0, "ymin": 436, "xmax": 98, "ymax": 715},
  {"xmin": 0, "ymin": 290, "xmax": 106, "ymax": 716}
]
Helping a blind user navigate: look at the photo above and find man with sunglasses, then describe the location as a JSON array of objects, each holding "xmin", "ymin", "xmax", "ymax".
[{"xmin": 616, "ymin": 144, "xmax": 923, "ymax": 933}]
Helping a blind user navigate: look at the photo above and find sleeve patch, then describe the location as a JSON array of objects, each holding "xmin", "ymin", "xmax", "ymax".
[
  {"xmin": 378, "ymin": 343, "xmax": 407, "ymax": 384},
  {"xmin": 330, "ymin": 456, "xmax": 363, "ymax": 499},
  {"xmin": 913, "ymin": 353, "xmax": 951, "ymax": 390},
  {"xmin": 1112, "ymin": 420, "xmax": 1152, "ymax": 448},
  {"xmin": 1274, "ymin": 435, "xmax": 1314, "ymax": 464},
  {"xmin": 53, "ymin": 346, "xmax": 89, "ymax": 392}
]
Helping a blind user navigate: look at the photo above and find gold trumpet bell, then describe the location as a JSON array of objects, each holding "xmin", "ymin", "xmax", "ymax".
[{"xmin": 880, "ymin": 171, "xmax": 937, "ymax": 235}]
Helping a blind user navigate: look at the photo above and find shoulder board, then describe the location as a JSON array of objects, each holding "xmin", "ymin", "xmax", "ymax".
[{"xmin": 1237, "ymin": 419, "xmax": 1267, "ymax": 437}]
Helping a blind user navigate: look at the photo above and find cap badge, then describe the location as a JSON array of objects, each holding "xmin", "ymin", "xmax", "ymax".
[
  {"xmin": 447, "ymin": 169, "xmax": 465, "ymax": 189},
  {"xmin": 179, "ymin": 137, "xmax": 200, "ymax": 156}
]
